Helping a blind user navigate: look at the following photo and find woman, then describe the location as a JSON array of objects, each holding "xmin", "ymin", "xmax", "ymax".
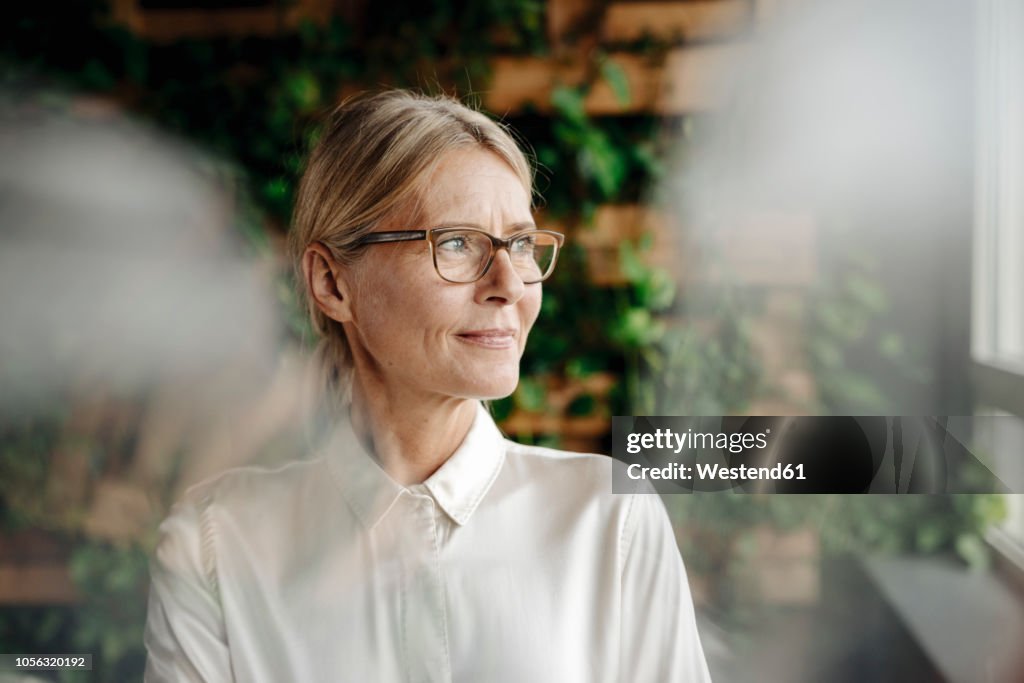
[{"xmin": 144, "ymin": 90, "xmax": 711, "ymax": 682}]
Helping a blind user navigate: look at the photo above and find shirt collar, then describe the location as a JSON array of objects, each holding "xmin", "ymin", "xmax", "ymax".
[{"xmin": 325, "ymin": 402, "xmax": 506, "ymax": 530}]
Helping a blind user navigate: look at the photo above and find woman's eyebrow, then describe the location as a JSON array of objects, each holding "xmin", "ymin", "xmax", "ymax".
[{"xmin": 433, "ymin": 221, "xmax": 538, "ymax": 233}]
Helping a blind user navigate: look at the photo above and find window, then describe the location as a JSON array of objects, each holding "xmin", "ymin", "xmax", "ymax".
[{"xmin": 974, "ymin": 0, "xmax": 1024, "ymax": 552}]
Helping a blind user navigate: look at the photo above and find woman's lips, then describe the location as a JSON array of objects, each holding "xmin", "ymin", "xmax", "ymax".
[{"xmin": 455, "ymin": 329, "xmax": 518, "ymax": 349}]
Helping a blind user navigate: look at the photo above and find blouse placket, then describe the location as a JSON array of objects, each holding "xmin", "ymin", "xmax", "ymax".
[{"xmin": 378, "ymin": 487, "xmax": 453, "ymax": 683}]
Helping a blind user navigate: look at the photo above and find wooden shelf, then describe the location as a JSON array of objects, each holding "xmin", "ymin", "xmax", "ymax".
[
  {"xmin": 0, "ymin": 564, "xmax": 80, "ymax": 605},
  {"xmin": 110, "ymin": 0, "xmax": 333, "ymax": 42},
  {"xmin": 498, "ymin": 372, "xmax": 617, "ymax": 446},
  {"xmin": 0, "ymin": 531, "xmax": 79, "ymax": 605},
  {"xmin": 500, "ymin": 412, "xmax": 611, "ymax": 439},
  {"xmin": 544, "ymin": 204, "xmax": 678, "ymax": 286},
  {"xmin": 602, "ymin": 1, "xmax": 752, "ymax": 43},
  {"xmin": 115, "ymin": 0, "xmax": 753, "ymax": 48},
  {"xmin": 486, "ymin": 44, "xmax": 745, "ymax": 115},
  {"xmin": 546, "ymin": 205, "xmax": 817, "ymax": 288},
  {"xmin": 548, "ymin": 0, "xmax": 751, "ymax": 45}
]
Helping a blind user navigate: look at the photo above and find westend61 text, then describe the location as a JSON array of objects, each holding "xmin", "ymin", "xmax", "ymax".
[{"xmin": 627, "ymin": 462, "xmax": 806, "ymax": 481}]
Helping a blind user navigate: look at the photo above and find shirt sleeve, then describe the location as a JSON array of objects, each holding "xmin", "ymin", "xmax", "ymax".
[
  {"xmin": 144, "ymin": 495, "xmax": 235, "ymax": 682},
  {"xmin": 618, "ymin": 493, "xmax": 712, "ymax": 682}
]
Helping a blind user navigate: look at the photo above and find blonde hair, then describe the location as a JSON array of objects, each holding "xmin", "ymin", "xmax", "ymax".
[{"xmin": 288, "ymin": 90, "xmax": 534, "ymax": 413}]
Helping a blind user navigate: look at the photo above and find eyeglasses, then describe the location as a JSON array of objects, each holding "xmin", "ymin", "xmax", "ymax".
[{"xmin": 353, "ymin": 227, "xmax": 565, "ymax": 284}]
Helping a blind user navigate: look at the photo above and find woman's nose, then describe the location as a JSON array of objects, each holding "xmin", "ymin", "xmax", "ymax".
[{"xmin": 476, "ymin": 248, "xmax": 526, "ymax": 303}]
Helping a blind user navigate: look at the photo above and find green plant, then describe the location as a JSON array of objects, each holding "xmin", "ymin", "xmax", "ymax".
[
  {"xmin": 63, "ymin": 541, "xmax": 153, "ymax": 682},
  {"xmin": 491, "ymin": 67, "xmax": 671, "ymax": 424},
  {"xmin": 808, "ymin": 245, "xmax": 931, "ymax": 413}
]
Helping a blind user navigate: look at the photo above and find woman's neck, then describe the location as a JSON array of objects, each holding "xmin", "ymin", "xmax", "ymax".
[{"xmin": 348, "ymin": 378, "xmax": 478, "ymax": 486}]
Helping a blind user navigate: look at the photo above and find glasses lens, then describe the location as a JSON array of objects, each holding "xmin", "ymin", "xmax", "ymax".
[
  {"xmin": 433, "ymin": 229, "xmax": 560, "ymax": 283},
  {"xmin": 434, "ymin": 230, "xmax": 492, "ymax": 282},
  {"xmin": 508, "ymin": 232, "xmax": 559, "ymax": 283}
]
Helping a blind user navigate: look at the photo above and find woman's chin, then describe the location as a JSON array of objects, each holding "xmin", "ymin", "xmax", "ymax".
[{"xmin": 458, "ymin": 370, "xmax": 521, "ymax": 401}]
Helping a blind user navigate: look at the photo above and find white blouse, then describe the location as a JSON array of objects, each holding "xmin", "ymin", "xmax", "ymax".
[{"xmin": 143, "ymin": 402, "xmax": 711, "ymax": 682}]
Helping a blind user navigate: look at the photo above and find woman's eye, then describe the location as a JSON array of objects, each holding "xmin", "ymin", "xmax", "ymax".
[
  {"xmin": 511, "ymin": 236, "xmax": 536, "ymax": 252},
  {"xmin": 438, "ymin": 236, "xmax": 467, "ymax": 252}
]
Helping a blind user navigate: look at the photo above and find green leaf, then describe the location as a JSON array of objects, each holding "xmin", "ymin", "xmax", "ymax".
[
  {"xmin": 263, "ymin": 177, "xmax": 290, "ymax": 203},
  {"xmin": 878, "ymin": 333, "xmax": 904, "ymax": 360},
  {"xmin": 619, "ymin": 240, "xmax": 645, "ymax": 282},
  {"xmin": 954, "ymin": 533, "xmax": 990, "ymax": 571},
  {"xmin": 609, "ymin": 308, "xmax": 664, "ymax": 349},
  {"xmin": 914, "ymin": 524, "xmax": 945, "ymax": 553},
  {"xmin": 550, "ymin": 86, "xmax": 587, "ymax": 125},
  {"xmin": 845, "ymin": 273, "xmax": 887, "ymax": 314},
  {"xmin": 599, "ymin": 57, "xmax": 631, "ymax": 106},
  {"xmin": 514, "ymin": 377, "xmax": 547, "ymax": 412},
  {"xmin": 636, "ymin": 269, "xmax": 676, "ymax": 311},
  {"xmin": 577, "ymin": 131, "xmax": 624, "ymax": 198},
  {"xmin": 566, "ymin": 355, "xmax": 606, "ymax": 379},
  {"xmin": 488, "ymin": 396, "xmax": 514, "ymax": 422},
  {"xmin": 285, "ymin": 69, "xmax": 322, "ymax": 111},
  {"xmin": 810, "ymin": 339, "xmax": 843, "ymax": 370}
]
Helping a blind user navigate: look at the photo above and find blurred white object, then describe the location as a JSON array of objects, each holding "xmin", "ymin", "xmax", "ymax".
[
  {"xmin": 0, "ymin": 96, "xmax": 280, "ymax": 416},
  {"xmin": 662, "ymin": 0, "xmax": 978, "ymax": 415}
]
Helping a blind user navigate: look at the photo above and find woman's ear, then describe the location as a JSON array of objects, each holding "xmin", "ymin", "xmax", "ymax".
[{"xmin": 303, "ymin": 242, "xmax": 356, "ymax": 324}]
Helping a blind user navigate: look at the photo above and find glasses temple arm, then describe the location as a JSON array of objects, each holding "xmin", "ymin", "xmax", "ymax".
[{"xmin": 354, "ymin": 230, "xmax": 428, "ymax": 245}]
